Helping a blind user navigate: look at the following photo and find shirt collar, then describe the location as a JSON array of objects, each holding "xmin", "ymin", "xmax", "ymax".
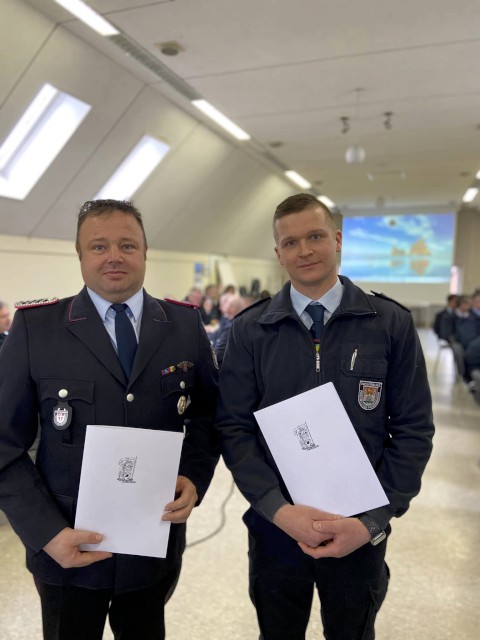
[
  {"xmin": 290, "ymin": 277, "xmax": 343, "ymax": 317},
  {"xmin": 87, "ymin": 287, "xmax": 144, "ymax": 321}
]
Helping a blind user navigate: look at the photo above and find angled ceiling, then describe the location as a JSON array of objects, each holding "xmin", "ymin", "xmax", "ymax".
[{"xmin": 2, "ymin": 0, "xmax": 480, "ymax": 258}]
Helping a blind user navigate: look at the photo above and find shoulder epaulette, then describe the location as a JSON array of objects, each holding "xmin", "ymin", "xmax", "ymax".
[
  {"xmin": 164, "ymin": 298, "xmax": 198, "ymax": 309},
  {"xmin": 235, "ymin": 296, "xmax": 271, "ymax": 319},
  {"xmin": 370, "ymin": 291, "xmax": 410, "ymax": 312},
  {"xmin": 15, "ymin": 297, "xmax": 60, "ymax": 310}
]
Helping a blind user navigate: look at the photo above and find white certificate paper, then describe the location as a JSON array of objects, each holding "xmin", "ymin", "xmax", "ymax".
[
  {"xmin": 75, "ymin": 425, "xmax": 183, "ymax": 558},
  {"xmin": 254, "ymin": 382, "xmax": 389, "ymax": 516}
]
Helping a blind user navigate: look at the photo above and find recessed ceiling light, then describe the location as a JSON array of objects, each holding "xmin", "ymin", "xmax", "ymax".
[
  {"xmin": 191, "ymin": 100, "xmax": 250, "ymax": 141},
  {"xmin": 462, "ymin": 187, "xmax": 478, "ymax": 203},
  {"xmin": 285, "ymin": 170, "xmax": 311, "ymax": 190},
  {"xmin": 54, "ymin": 0, "xmax": 119, "ymax": 36}
]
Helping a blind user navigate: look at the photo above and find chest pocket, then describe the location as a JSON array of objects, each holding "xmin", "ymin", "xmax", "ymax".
[
  {"xmin": 39, "ymin": 378, "xmax": 95, "ymax": 445},
  {"xmin": 160, "ymin": 370, "xmax": 195, "ymax": 429},
  {"xmin": 340, "ymin": 344, "xmax": 388, "ymax": 379}
]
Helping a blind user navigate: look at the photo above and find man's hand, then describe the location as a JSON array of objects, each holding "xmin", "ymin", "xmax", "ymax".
[
  {"xmin": 273, "ymin": 504, "xmax": 342, "ymax": 548},
  {"xmin": 298, "ymin": 517, "xmax": 372, "ymax": 559},
  {"xmin": 162, "ymin": 475, "xmax": 198, "ymax": 524},
  {"xmin": 43, "ymin": 527, "xmax": 113, "ymax": 569}
]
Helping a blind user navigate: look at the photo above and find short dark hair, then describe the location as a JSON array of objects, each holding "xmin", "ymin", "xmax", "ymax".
[
  {"xmin": 76, "ymin": 199, "xmax": 148, "ymax": 249},
  {"xmin": 273, "ymin": 193, "xmax": 336, "ymax": 241}
]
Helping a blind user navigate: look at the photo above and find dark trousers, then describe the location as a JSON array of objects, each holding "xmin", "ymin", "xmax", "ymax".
[
  {"xmin": 246, "ymin": 516, "xmax": 390, "ymax": 640},
  {"xmin": 35, "ymin": 564, "xmax": 181, "ymax": 640}
]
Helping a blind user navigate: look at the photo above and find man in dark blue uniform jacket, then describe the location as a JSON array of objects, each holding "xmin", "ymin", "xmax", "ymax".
[
  {"xmin": 0, "ymin": 199, "xmax": 218, "ymax": 640},
  {"xmin": 216, "ymin": 193, "xmax": 434, "ymax": 640}
]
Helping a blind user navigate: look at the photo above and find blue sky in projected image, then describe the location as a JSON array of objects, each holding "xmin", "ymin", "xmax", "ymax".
[{"xmin": 340, "ymin": 213, "xmax": 454, "ymax": 282}]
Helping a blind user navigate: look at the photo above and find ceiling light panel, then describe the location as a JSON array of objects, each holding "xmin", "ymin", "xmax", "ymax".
[
  {"xmin": 54, "ymin": 0, "xmax": 119, "ymax": 36},
  {"xmin": 192, "ymin": 100, "xmax": 250, "ymax": 141},
  {"xmin": 285, "ymin": 170, "xmax": 312, "ymax": 190}
]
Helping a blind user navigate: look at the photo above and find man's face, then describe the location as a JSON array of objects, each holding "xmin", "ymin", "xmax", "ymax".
[
  {"xmin": 76, "ymin": 210, "xmax": 147, "ymax": 303},
  {"xmin": 0, "ymin": 306, "xmax": 11, "ymax": 333},
  {"xmin": 274, "ymin": 206, "xmax": 342, "ymax": 297}
]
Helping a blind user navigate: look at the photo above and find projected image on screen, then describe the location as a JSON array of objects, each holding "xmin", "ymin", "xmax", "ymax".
[{"xmin": 341, "ymin": 213, "xmax": 455, "ymax": 282}]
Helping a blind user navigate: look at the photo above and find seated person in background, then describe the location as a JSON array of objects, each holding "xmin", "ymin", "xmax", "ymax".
[
  {"xmin": 0, "ymin": 301, "xmax": 12, "ymax": 349},
  {"xmin": 450, "ymin": 294, "xmax": 472, "ymax": 346},
  {"xmin": 448, "ymin": 294, "xmax": 476, "ymax": 382},
  {"xmin": 199, "ymin": 284, "xmax": 220, "ymax": 326},
  {"xmin": 212, "ymin": 295, "xmax": 248, "ymax": 367},
  {"xmin": 465, "ymin": 336, "xmax": 480, "ymax": 378},
  {"xmin": 454, "ymin": 293, "xmax": 479, "ymax": 350},
  {"xmin": 433, "ymin": 294, "xmax": 458, "ymax": 340},
  {"xmin": 222, "ymin": 284, "xmax": 236, "ymax": 296},
  {"xmin": 183, "ymin": 287, "xmax": 203, "ymax": 307},
  {"xmin": 464, "ymin": 336, "xmax": 480, "ymax": 404}
]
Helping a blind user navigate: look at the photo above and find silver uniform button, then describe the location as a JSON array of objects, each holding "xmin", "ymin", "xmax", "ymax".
[
  {"xmin": 126, "ymin": 393, "xmax": 134, "ymax": 402},
  {"xmin": 180, "ymin": 381, "xmax": 186, "ymax": 389},
  {"xmin": 58, "ymin": 389, "xmax": 68, "ymax": 398}
]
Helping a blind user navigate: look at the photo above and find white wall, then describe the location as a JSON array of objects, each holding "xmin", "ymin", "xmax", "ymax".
[{"xmin": 0, "ymin": 234, "xmax": 280, "ymax": 312}]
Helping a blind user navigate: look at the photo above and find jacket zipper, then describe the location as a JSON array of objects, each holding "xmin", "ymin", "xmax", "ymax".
[{"xmin": 314, "ymin": 341, "xmax": 320, "ymax": 373}]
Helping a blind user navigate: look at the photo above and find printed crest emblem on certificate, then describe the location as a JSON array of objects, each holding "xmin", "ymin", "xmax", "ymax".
[
  {"xmin": 294, "ymin": 422, "xmax": 318, "ymax": 451},
  {"xmin": 52, "ymin": 402, "xmax": 72, "ymax": 430},
  {"xmin": 358, "ymin": 381, "xmax": 382, "ymax": 410},
  {"xmin": 118, "ymin": 457, "xmax": 137, "ymax": 483}
]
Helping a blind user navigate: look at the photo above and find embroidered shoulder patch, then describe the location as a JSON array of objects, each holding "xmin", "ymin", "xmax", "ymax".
[
  {"xmin": 15, "ymin": 297, "xmax": 60, "ymax": 310},
  {"xmin": 358, "ymin": 380, "xmax": 382, "ymax": 410}
]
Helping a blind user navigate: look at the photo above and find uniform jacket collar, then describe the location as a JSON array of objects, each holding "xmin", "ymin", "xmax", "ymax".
[
  {"xmin": 66, "ymin": 286, "xmax": 170, "ymax": 388},
  {"xmin": 258, "ymin": 276, "xmax": 377, "ymax": 325}
]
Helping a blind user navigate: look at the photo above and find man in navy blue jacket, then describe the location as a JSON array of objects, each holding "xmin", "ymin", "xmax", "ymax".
[
  {"xmin": 0, "ymin": 199, "xmax": 218, "ymax": 640},
  {"xmin": 216, "ymin": 193, "xmax": 434, "ymax": 640}
]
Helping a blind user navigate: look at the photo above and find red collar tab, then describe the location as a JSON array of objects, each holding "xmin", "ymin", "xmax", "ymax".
[{"xmin": 165, "ymin": 298, "xmax": 199, "ymax": 309}]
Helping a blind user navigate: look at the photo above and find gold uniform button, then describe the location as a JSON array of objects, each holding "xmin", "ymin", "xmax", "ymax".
[
  {"xmin": 126, "ymin": 393, "xmax": 134, "ymax": 402},
  {"xmin": 58, "ymin": 389, "xmax": 68, "ymax": 398},
  {"xmin": 177, "ymin": 395, "xmax": 187, "ymax": 414},
  {"xmin": 180, "ymin": 381, "xmax": 186, "ymax": 389}
]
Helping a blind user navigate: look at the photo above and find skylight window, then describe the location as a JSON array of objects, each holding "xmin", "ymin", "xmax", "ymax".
[
  {"xmin": 0, "ymin": 83, "xmax": 91, "ymax": 200},
  {"xmin": 94, "ymin": 135, "xmax": 171, "ymax": 200}
]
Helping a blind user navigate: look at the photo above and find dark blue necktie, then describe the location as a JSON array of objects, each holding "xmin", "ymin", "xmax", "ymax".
[
  {"xmin": 306, "ymin": 303, "xmax": 325, "ymax": 341},
  {"xmin": 111, "ymin": 303, "xmax": 137, "ymax": 378}
]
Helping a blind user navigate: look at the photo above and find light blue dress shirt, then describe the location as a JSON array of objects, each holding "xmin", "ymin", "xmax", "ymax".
[
  {"xmin": 87, "ymin": 287, "xmax": 143, "ymax": 352},
  {"xmin": 290, "ymin": 278, "xmax": 344, "ymax": 330}
]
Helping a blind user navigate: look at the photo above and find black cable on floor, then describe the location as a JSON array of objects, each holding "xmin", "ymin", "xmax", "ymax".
[{"xmin": 186, "ymin": 478, "xmax": 236, "ymax": 548}]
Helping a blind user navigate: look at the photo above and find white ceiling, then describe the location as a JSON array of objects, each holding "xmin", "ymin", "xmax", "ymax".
[{"xmin": 2, "ymin": 0, "xmax": 480, "ymax": 257}]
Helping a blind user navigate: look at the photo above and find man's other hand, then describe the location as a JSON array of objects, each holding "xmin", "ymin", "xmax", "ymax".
[
  {"xmin": 273, "ymin": 504, "xmax": 342, "ymax": 547},
  {"xmin": 43, "ymin": 527, "xmax": 113, "ymax": 569},
  {"xmin": 298, "ymin": 517, "xmax": 372, "ymax": 559},
  {"xmin": 162, "ymin": 475, "xmax": 198, "ymax": 524}
]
